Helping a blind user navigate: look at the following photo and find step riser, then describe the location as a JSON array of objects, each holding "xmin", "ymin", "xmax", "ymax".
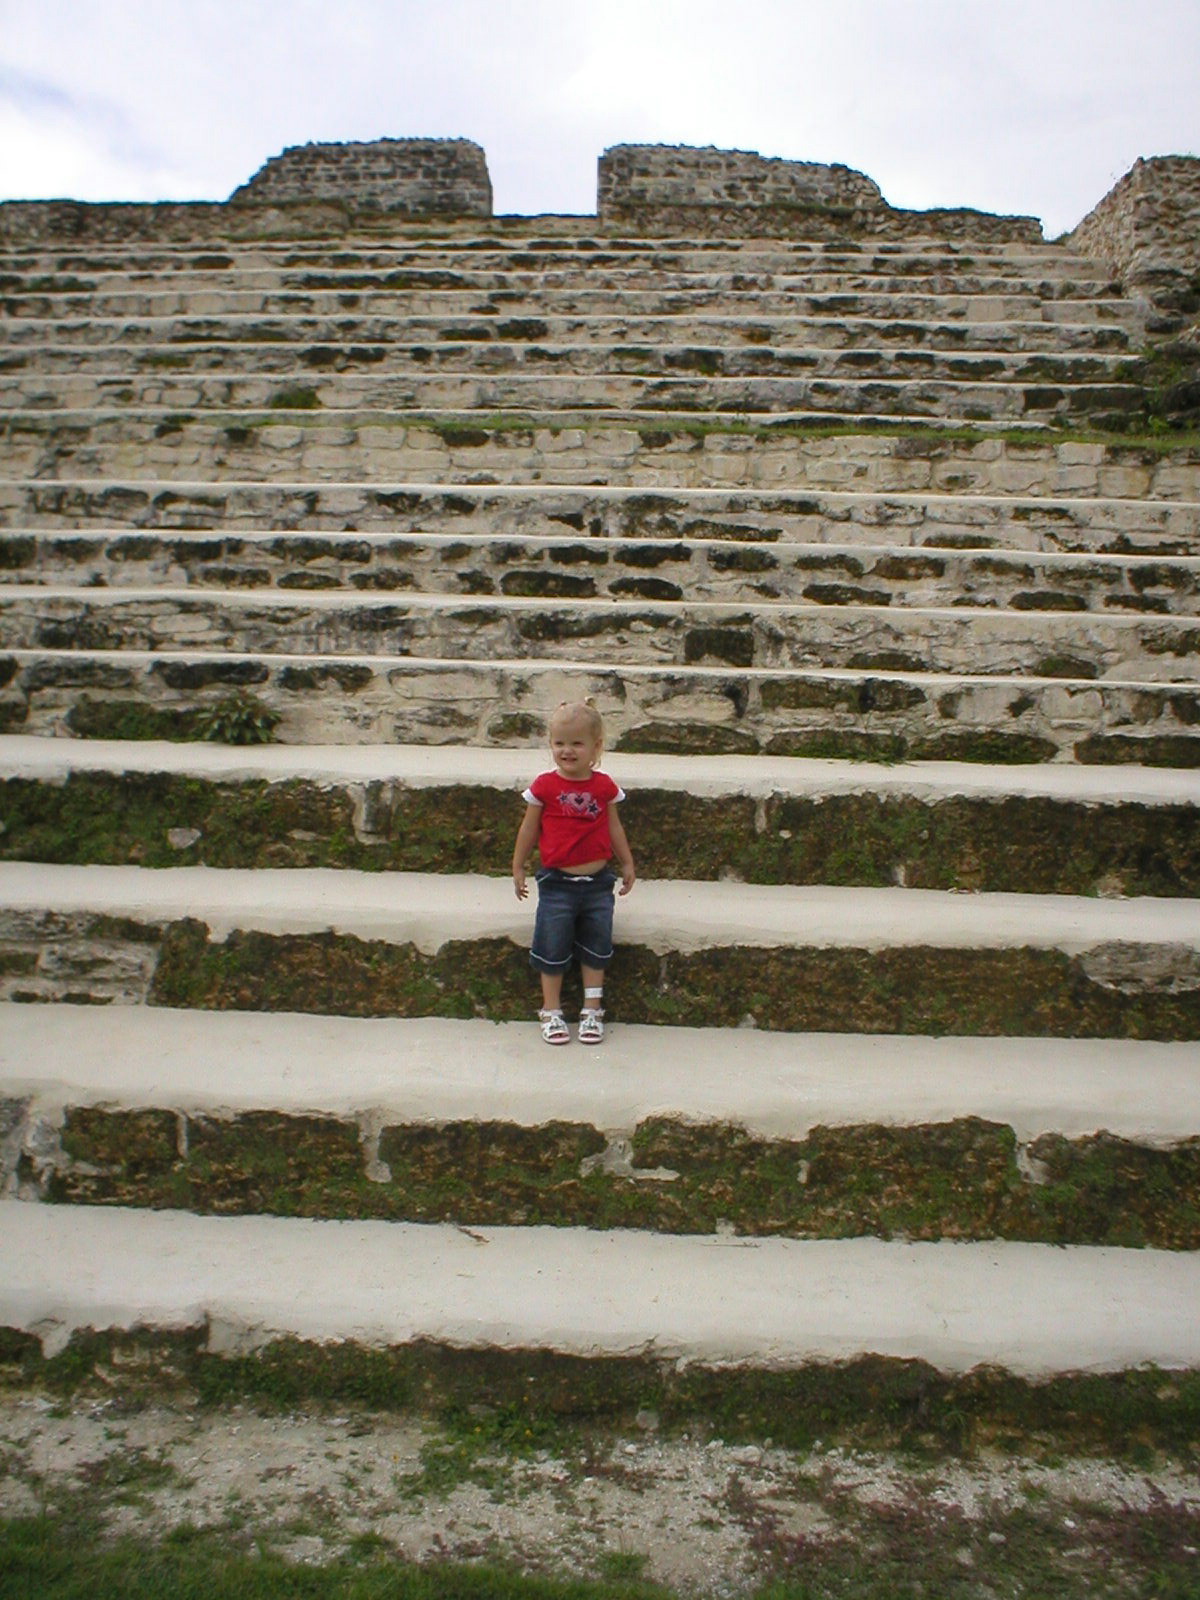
[
  {"xmin": 1, "ymin": 348, "xmax": 1139, "ymax": 398},
  {"xmin": 5, "ymin": 768, "xmax": 1197, "ymax": 895},
  {"xmin": 8, "ymin": 533, "xmax": 1197, "ymax": 613},
  {"xmin": 0, "ymin": 291, "xmax": 1143, "ymax": 327},
  {"xmin": 6, "ymin": 651, "xmax": 1198, "ymax": 763},
  {"xmin": 3, "ymin": 484, "xmax": 1196, "ymax": 555},
  {"xmin": 5, "ymin": 593, "xmax": 1195, "ymax": 680},
  {"xmin": 2, "ymin": 373, "xmax": 1142, "ymax": 421},
  {"xmin": 0, "ymin": 239, "xmax": 1113, "ymax": 269},
  {"xmin": 3, "ymin": 911, "xmax": 1198, "ymax": 1038},
  {"xmin": 11, "ymin": 1102, "xmax": 1196, "ymax": 1249},
  {"xmin": 1, "ymin": 309, "xmax": 1139, "ymax": 352},
  {"xmin": 6, "ymin": 428, "xmax": 1195, "ymax": 498},
  {"xmin": 0, "ymin": 261, "xmax": 1124, "ymax": 292},
  {"xmin": 0, "ymin": 307, "xmax": 1141, "ymax": 351}
]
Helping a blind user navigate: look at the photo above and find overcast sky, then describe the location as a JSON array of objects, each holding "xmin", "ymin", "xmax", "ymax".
[{"xmin": 1, "ymin": 0, "xmax": 1196, "ymax": 237}]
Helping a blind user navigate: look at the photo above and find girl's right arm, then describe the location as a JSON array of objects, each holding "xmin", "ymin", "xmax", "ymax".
[{"xmin": 512, "ymin": 802, "xmax": 542, "ymax": 899}]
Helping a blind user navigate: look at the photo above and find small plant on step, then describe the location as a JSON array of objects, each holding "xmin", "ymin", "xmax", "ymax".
[{"xmin": 194, "ymin": 691, "xmax": 281, "ymax": 746}]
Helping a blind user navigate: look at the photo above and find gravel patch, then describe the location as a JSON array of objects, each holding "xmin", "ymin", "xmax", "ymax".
[{"xmin": 2, "ymin": 1393, "xmax": 1197, "ymax": 1594}]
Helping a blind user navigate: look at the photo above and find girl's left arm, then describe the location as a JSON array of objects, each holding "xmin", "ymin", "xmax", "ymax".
[{"xmin": 607, "ymin": 802, "xmax": 636, "ymax": 895}]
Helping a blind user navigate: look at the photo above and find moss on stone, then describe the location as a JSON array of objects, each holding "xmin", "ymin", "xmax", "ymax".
[
  {"xmin": 683, "ymin": 627, "xmax": 756, "ymax": 667},
  {"xmin": 613, "ymin": 722, "xmax": 761, "ymax": 756},
  {"xmin": 1027, "ymin": 1132, "xmax": 1200, "ymax": 1250},
  {"xmin": 905, "ymin": 731, "xmax": 1060, "ymax": 764},
  {"xmin": 66, "ymin": 698, "xmax": 206, "ymax": 741},
  {"xmin": 1076, "ymin": 734, "xmax": 1200, "ymax": 768},
  {"xmin": 5, "ymin": 772, "xmax": 1197, "ymax": 893},
  {"xmin": 34, "ymin": 1105, "xmax": 1200, "ymax": 1251},
  {"xmin": 139, "ymin": 920, "xmax": 1200, "ymax": 1040},
  {"xmin": 5, "ymin": 1324, "xmax": 1196, "ymax": 1459},
  {"xmin": 764, "ymin": 731, "xmax": 909, "ymax": 761},
  {"xmin": 499, "ymin": 571, "xmax": 597, "ymax": 598},
  {"xmin": 0, "ymin": 536, "xmax": 35, "ymax": 570}
]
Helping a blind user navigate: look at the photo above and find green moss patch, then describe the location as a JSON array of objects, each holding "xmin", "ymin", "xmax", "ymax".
[
  {"xmin": 1076, "ymin": 733, "xmax": 1200, "ymax": 768},
  {"xmin": 13, "ymin": 773, "xmax": 1195, "ymax": 894},
  {"xmin": 3, "ymin": 1325, "xmax": 1198, "ymax": 1462},
  {"xmin": 136, "ymin": 921, "xmax": 1200, "ymax": 1039},
  {"xmin": 41, "ymin": 1108, "xmax": 1200, "ymax": 1249},
  {"xmin": 65, "ymin": 698, "xmax": 208, "ymax": 742}
]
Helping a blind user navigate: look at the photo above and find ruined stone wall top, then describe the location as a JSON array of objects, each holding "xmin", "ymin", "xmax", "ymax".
[
  {"xmin": 598, "ymin": 144, "xmax": 885, "ymax": 218},
  {"xmin": 229, "ymin": 138, "xmax": 492, "ymax": 216},
  {"xmin": 596, "ymin": 143, "xmax": 1041, "ymax": 242},
  {"xmin": 1068, "ymin": 156, "xmax": 1200, "ymax": 306}
]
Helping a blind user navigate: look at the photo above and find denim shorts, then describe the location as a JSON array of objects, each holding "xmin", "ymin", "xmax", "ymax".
[{"xmin": 530, "ymin": 868, "xmax": 616, "ymax": 974}]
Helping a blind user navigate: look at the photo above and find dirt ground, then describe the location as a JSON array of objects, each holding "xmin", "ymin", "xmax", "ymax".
[{"xmin": 2, "ymin": 1391, "xmax": 1199, "ymax": 1595}]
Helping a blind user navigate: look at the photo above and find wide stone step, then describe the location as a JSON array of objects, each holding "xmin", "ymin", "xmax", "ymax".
[
  {"xmin": 8, "ymin": 528, "xmax": 1197, "ymax": 615},
  {"xmin": 3, "ymin": 349, "xmax": 1139, "ymax": 410},
  {"xmin": 5, "ymin": 1007, "xmax": 1197, "ymax": 1246},
  {"xmin": 10, "ymin": 415, "xmax": 1190, "ymax": 492},
  {"xmin": 0, "ymin": 232, "xmax": 1107, "ymax": 264},
  {"xmin": 4, "ymin": 587, "xmax": 1195, "ymax": 682},
  {"xmin": 1, "ymin": 862, "xmax": 1197, "ymax": 1037},
  {"xmin": 4, "ymin": 295, "xmax": 1143, "ymax": 345},
  {"xmin": 0, "ymin": 303, "xmax": 1141, "ymax": 357},
  {"xmin": 3, "ymin": 736, "xmax": 1197, "ymax": 895},
  {"xmin": 0, "ymin": 243, "xmax": 1118, "ymax": 287},
  {"xmin": 4, "ymin": 480, "xmax": 1196, "ymax": 555},
  {"xmin": 8, "ymin": 1003, "xmax": 1196, "ymax": 1146},
  {"xmin": 6, "ymin": 1201, "xmax": 1197, "ymax": 1375},
  {"xmin": 4, "ymin": 648, "xmax": 1199, "ymax": 764},
  {"xmin": 0, "ymin": 300, "xmax": 1139, "ymax": 353}
]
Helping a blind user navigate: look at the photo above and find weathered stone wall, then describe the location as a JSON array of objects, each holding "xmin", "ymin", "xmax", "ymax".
[
  {"xmin": 229, "ymin": 138, "xmax": 492, "ymax": 216},
  {"xmin": 597, "ymin": 143, "xmax": 1042, "ymax": 242},
  {"xmin": 1069, "ymin": 156, "xmax": 1200, "ymax": 305},
  {"xmin": 598, "ymin": 144, "xmax": 885, "ymax": 217}
]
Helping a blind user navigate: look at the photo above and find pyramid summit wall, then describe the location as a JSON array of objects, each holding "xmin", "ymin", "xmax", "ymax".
[
  {"xmin": 227, "ymin": 137, "xmax": 493, "ymax": 216},
  {"xmin": 597, "ymin": 144, "xmax": 886, "ymax": 216},
  {"xmin": 1068, "ymin": 155, "xmax": 1200, "ymax": 306},
  {"xmin": 597, "ymin": 143, "xmax": 1045, "ymax": 242},
  {"xmin": 0, "ymin": 137, "xmax": 1053, "ymax": 244}
]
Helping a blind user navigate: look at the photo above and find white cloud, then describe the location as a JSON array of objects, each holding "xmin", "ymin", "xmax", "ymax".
[{"xmin": 0, "ymin": 0, "xmax": 1196, "ymax": 230}]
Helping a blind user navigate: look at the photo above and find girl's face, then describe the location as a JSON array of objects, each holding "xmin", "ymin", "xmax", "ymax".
[{"xmin": 549, "ymin": 715, "xmax": 601, "ymax": 778}]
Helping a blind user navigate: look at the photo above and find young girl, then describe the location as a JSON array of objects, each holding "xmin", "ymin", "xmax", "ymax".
[{"xmin": 512, "ymin": 700, "xmax": 636, "ymax": 1044}]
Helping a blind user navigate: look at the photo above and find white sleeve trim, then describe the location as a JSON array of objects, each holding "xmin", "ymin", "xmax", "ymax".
[{"xmin": 521, "ymin": 787, "xmax": 543, "ymax": 806}]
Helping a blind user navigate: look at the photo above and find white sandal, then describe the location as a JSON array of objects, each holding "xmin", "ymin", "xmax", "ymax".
[
  {"xmin": 578, "ymin": 1007, "xmax": 605, "ymax": 1044},
  {"xmin": 539, "ymin": 1009, "xmax": 570, "ymax": 1045}
]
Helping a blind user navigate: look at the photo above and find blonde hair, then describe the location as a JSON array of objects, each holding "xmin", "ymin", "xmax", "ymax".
[{"xmin": 548, "ymin": 698, "xmax": 604, "ymax": 742}]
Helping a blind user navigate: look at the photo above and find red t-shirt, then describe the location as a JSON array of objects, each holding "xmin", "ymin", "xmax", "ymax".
[{"xmin": 523, "ymin": 769, "xmax": 625, "ymax": 869}]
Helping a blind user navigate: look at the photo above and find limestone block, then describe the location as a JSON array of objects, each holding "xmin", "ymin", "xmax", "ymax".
[
  {"xmin": 1056, "ymin": 443, "xmax": 1107, "ymax": 467},
  {"xmin": 260, "ymin": 426, "xmax": 304, "ymax": 453},
  {"xmin": 1151, "ymin": 465, "xmax": 1200, "ymax": 501},
  {"xmin": 1094, "ymin": 467, "xmax": 1154, "ymax": 500},
  {"xmin": 588, "ymin": 430, "xmax": 642, "ymax": 460},
  {"xmin": 1042, "ymin": 686, "xmax": 1105, "ymax": 725},
  {"xmin": 536, "ymin": 429, "xmax": 587, "ymax": 454}
]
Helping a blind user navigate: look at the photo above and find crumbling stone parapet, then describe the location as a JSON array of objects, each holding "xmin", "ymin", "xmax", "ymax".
[
  {"xmin": 1069, "ymin": 156, "xmax": 1200, "ymax": 309},
  {"xmin": 229, "ymin": 137, "xmax": 493, "ymax": 216},
  {"xmin": 598, "ymin": 143, "xmax": 885, "ymax": 219},
  {"xmin": 597, "ymin": 143, "xmax": 1042, "ymax": 242}
]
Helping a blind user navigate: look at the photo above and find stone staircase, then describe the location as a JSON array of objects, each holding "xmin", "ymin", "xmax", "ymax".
[{"xmin": 2, "ymin": 184, "xmax": 1199, "ymax": 1406}]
